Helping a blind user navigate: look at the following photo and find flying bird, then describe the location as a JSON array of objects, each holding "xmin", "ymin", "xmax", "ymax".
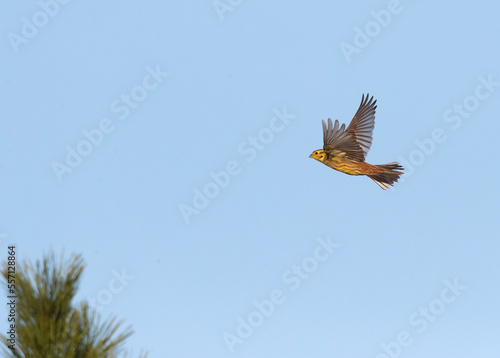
[{"xmin": 309, "ymin": 94, "xmax": 403, "ymax": 189}]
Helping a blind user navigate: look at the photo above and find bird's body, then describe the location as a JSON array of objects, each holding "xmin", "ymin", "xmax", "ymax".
[{"xmin": 309, "ymin": 94, "xmax": 403, "ymax": 189}]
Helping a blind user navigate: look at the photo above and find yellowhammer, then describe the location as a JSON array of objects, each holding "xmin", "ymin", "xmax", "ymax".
[{"xmin": 309, "ymin": 94, "xmax": 403, "ymax": 189}]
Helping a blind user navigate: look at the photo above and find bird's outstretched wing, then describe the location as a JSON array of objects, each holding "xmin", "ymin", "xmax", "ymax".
[
  {"xmin": 322, "ymin": 118, "xmax": 365, "ymax": 161},
  {"xmin": 322, "ymin": 94, "xmax": 376, "ymax": 162},
  {"xmin": 347, "ymin": 94, "xmax": 376, "ymax": 158}
]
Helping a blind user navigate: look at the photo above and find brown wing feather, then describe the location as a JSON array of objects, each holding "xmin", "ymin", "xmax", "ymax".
[
  {"xmin": 322, "ymin": 118, "xmax": 365, "ymax": 162},
  {"xmin": 346, "ymin": 93, "xmax": 377, "ymax": 158}
]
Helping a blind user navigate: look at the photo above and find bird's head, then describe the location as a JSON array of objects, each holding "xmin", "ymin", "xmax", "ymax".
[{"xmin": 309, "ymin": 149, "xmax": 326, "ymax": 162}]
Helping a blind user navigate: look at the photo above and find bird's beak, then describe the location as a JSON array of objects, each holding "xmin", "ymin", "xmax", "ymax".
[{"xmin": 309, "ymin": 154, "xmax": 313, "ymax": 158}]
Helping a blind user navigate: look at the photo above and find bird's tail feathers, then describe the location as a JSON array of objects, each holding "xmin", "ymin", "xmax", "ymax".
[{"xmin": 368, "ymin": 162, "xmax": 404, "ymax": 190}]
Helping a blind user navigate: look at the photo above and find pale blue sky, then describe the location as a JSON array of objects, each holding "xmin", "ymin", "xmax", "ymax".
[{"xmin": 1, "ymin": 1, "xmax": 500, "ymax": 357}]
